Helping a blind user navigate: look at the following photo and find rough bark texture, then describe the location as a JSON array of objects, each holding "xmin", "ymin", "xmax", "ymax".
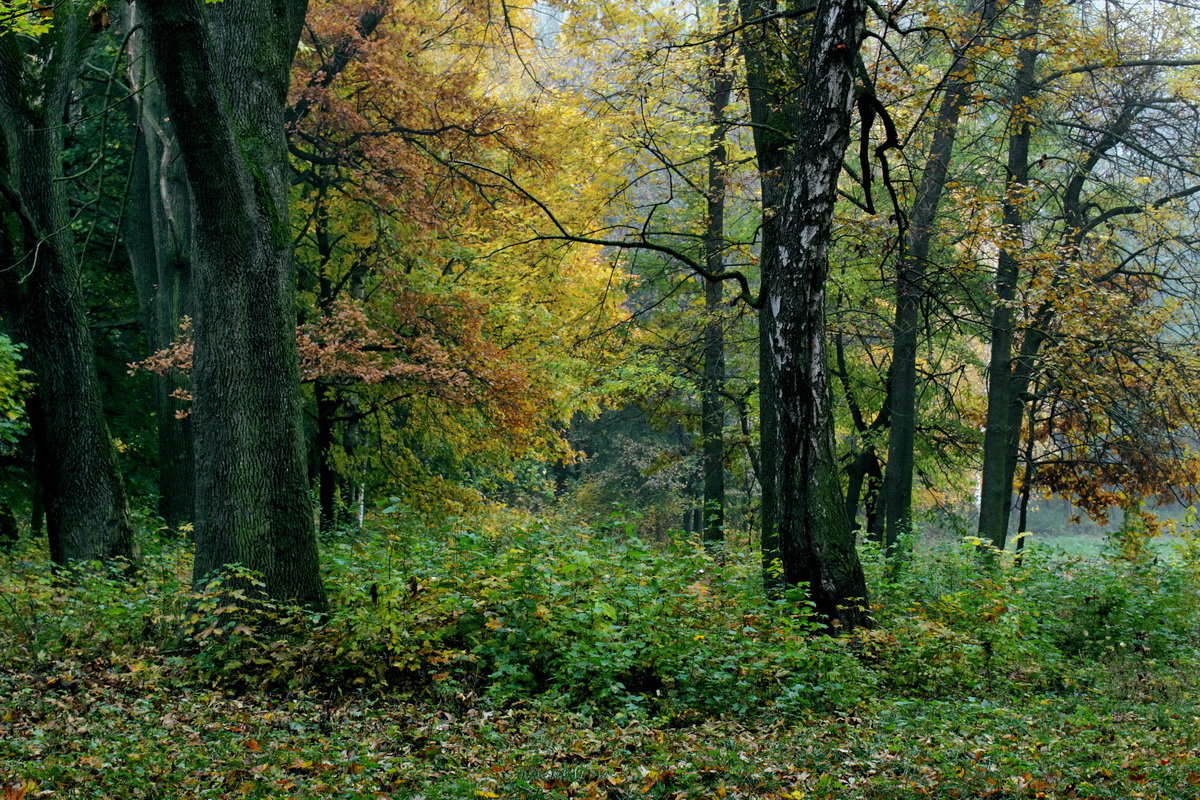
[
  {"xmin": 701, "ymin": 0, "xmax": 734, "ymax": 548},
  {"xmin": 881, "ymin": 0, "xmax": 1000, "ymax": 552},
  {"xmin": 0, "ymin": 11, "xmax": 135, "ymax": 565},
  {"xmin": 142, "ymin": 0, "xmax": 326, "ymax": 608},
  {"xmin": 766, "ymin": 0, "xmax": 870, "ymax": 630},
  {"xmin": 122, "ymin": 2, "xmax": 196, "ymax": 528},
  {"xmin": 977, "ymin": 0, "xmax": 1041, "ymax": 551},
  {"xmin": 738, "ymin": 0, "xmax": 805, "ymax": 590}
]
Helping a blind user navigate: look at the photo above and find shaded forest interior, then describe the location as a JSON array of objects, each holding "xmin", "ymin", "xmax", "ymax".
[{"xmin": 5, "ymin": 0, "xmax": 1200, "ymax": 796}]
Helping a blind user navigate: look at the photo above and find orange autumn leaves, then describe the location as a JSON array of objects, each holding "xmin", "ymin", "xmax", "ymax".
[
  {"xmin": 287, "ymin": 0, "xmax": 624, "ymax": 495},
  {"xmin": 296, "ymin": 295, "xmax": 540, "ymax": 439}
]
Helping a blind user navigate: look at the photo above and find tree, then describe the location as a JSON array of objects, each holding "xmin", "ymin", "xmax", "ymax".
[
  {"xmin": 972, "ymin": 0, "xmax": 1200, "ymax": 550},
  {"xmin": 120, "ymin": 4, "xmax": 195, "ymax": 529},
  {"xmin": 727, "ymin": 0, "xmax": 877, "ymax": 627},
  {"xmin": 700, "ymin": 0, "xmax": 735, "ymax": 548},
  {"xmin": 287, "ymin": 0, "xmax": 631, "ymax": 520},
  {"xmin": 880, "ymin": 0, "xmax": 1002, "ymax": 552},
  {"xmin": 140, "ymin": 0, "xmax": 325, "ymax": 607},
  {"xmin": 759, "ymin": 0, "xmax": 871, "ymax": 629},
  {"xmin": 0, "ymin": 3, "xmax": 135, "ymax": 565}
]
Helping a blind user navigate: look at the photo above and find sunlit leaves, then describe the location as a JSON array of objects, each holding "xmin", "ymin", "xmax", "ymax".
[{"xmin": 0, "ymin": 334, "xmax": 28, "ymax": 451}]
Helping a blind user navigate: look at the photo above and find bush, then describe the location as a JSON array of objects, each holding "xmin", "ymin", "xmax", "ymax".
[
  {"xmin": 309, "ymin": 508, "xmax": 874, "ymax": 715},
  {"xmin": 4, "ymin": 510, "xmax": 1199, "ymax": 718},
  {"xmin": 861, "ymin": 537, "xmax": 1200, "ymax": 699}
]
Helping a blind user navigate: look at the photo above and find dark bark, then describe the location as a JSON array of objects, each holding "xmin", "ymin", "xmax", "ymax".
[
  {"xmin": 29, "ymin": 482, "xmax": 43, "ymax": 537},
  {"xmin": 765, "ymin": 0, "xmax": 870, "ymax": 630},
  {"xmin": 834, "ymin": 326, "xmax": 887, "ymax": 540},
  {"xmin": 845, "ymin": 447, "xmax": 883, "ymax": 539},
  {"xmin": 701, "ymin": 0, "xmax": 734, "ymax": 549},
  {"xmin": 738, "ymin": 0, "xmax": 805, "ymax": 591},
  {"xmin": 0, "ymin": 502, "xmax": 17, "ymax": 550},
  {"xmin": 122, "ymin": 5, "xmax": 196, "ymax": 528},
  {"xmin": 1013, "ymin": 396, "xmax": 1038, "ymax": 564},
  {"xmin": 977, "ymin": 0, "xmax": 1041, "ymax": 551},
  {"xmin": 881, "ymin": 0, "xmax": 1001, "ymax": 552},
  {"xmin": 314, "ymin": 381, "xmax": 341, "ymax": 531},
  {"xmin": 0, "ymin": 10, "xmax": 135, "ymax": 565},
  {"xmin": 142, "ymin": 0, "xmax": 326, "ymax": 608}
]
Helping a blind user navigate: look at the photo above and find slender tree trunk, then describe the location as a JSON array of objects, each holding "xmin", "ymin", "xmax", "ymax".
[
  {"xmin": 337, "ymin": 261, "xmax": 370, "ymax": 529},
  {"xmin": 766, "ymin": 0, "xmax": 870, "ymax": 631},
  {"xmin": 1013, "ymin": 395, "xmax": 1038, "ymax": 564},
  {"xmin": 979, "ymin": 78, "xmax": 1143, "ymax": 552},
  {"xmin": 845, "ymin": 448, "xmax": 883, "ymax": 539},
  {"xmin": 314, "ymin": 381, "xmax": 341, "ymax": 531},
  {"xmin": 882, "ymin": 0, "xmax": 1000, "ymax": 553},
  {"xmin": 30, "ymin": 483, "xmax": 43, "ymax": 537},
  {"xmin": 701, "ymin": 0, "xmax": 734, "ymax": 548},
  {"xmin": 0, "ymin": 502, "xmax": 17, "ymax": 550},
  {"xmin": 142, "ymin": 0, "xmax": 326, "ymax": 608},
  {"xmin": 978, "ymin": 0, "xmax": 1041, "ymax": 551},
  {"xmin": 0, "ymin": 13, "xmax": 135, "ymax": 565},
  {"xmin": 834, "ymin": 325, "xmax": 887, "ymax": 540},
  {"xmin": 122, "ymin": 6, "xmax": 196, "ymax": 528}
]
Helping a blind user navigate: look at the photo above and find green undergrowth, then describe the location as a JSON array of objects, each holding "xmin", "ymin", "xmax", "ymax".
[{"xmin": 3, "ymin": 509, "xmax": 1200, "ymax": 797}]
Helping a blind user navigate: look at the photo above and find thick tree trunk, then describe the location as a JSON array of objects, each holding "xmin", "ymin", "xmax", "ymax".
[
  {"xmin": 978, "ymin": 0, "xmax": 1041, "ymax": 551},
  {"xmin": 142, "ymin": 0, "xmax": 326, "ymax": 608},
  {"xmin": 122, "ymin": 7, "xmax": 196, "ymax": 528},
  {"xmin": 701, "ymin": 0, "xmax": 733, "ymax": 548},
  {"xmin": 738, "ymin": 0, "xmax": 804, "ymax": 591},
  {"xmin": 766, "ymin": 0, "xmax": 870, "ymax": 631},
  {"xmin": 0, "ymin": 15, "xmax": 135, "ymax": 565},
  {"xmin": 882, "ymin": 0, "xmax": 999, "ymax": 552}
]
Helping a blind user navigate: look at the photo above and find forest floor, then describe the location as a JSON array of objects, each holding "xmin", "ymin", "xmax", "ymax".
[
  {"xmin": 5, "ymin": 643, "xmax": 1200, "ymax": 798},
  {"xmin": 4, "ymin": 513, "xmax": 1200, "ymax": 799}
]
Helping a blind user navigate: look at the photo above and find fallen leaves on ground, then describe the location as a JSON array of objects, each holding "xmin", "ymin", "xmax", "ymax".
[{"xmin": 4, "ymin": 655, "xmax": 1200, "ymax": 799}]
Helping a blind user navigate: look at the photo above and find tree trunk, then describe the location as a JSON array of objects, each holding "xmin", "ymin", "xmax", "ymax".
[
  {"xmin": 845, "ymin": 447, "xmax": 883, "ymax": 540},
  {"xmin": 701, "ymin": 0, "xmax": 734, "ymax": 549},
  {"xmin": 122, "ymin": 6, "xmax": 196, "ymax": 528},
  {"xmin": 142, "ymin": 0, "xmax": 326, "ymax": 608},
  {"xmin": 0, "ymin": 502, "xmax": 17, "ymax": 550},
  {"xmin": 834, "ymin": 324, "xmax": 887, "ymax": 541},
  {"xmin": 978, "ymin": 0, "xmax": 1041, "ymax": 552},
  {"xmin": 314, "ymin": 381, "xmax": 341, "ymax": 532},
  {"xmin": 882, "ymin": 0, "xmax": 1000, "ymax": 553},
  {"xmin": 0, "ymin": 12, "xmax": 135, "ymax": 565},
  {"xmin": 766, "ymin": 0, "xmax": 870, "ymax": 631},
  {"xmin": 738, "ymin": 0, "xmax": 804, "ymax": 592}
]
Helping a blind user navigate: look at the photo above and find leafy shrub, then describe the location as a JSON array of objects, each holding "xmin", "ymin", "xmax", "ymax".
[
  {"xmin": 308, "ymin": 508, "xmax": 875, "ymax": 715},
  {"xmin": 0, "ymin": 541, "xmax": 189, "ymax": 670},
  {"xmin": 1020, "ymin": 548, "xmax": 1200, "ymax": 661},
  {"xmin": 5, "ymin": 509, "xmax": 1200, "ymax": 720},
  {"xmin": 860, "ymin": 536, "xmax": 1200, "ymax": 698}
]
